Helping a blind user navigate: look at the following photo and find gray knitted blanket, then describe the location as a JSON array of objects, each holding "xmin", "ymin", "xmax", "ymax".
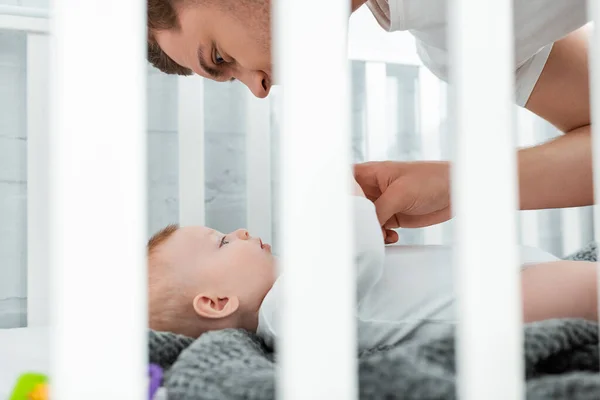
[{"xmin": 148, "ymin": 243, "xmax": 600, "ymax": 400}]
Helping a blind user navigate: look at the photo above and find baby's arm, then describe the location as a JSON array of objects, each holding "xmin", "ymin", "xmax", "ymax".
[{"xmin": 521, "ymin": 261, "xmax": 598, "ymax": 322}]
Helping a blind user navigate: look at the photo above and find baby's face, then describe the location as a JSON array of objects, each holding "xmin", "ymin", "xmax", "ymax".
[{"xmin": 159, "ymin": 226, "xmax": 277, "ymax": 313}]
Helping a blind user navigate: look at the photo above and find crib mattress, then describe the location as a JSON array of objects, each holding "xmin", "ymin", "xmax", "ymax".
[{"xmin": 0, "ymin": 326, "xmax": 49, "ymax": 398}]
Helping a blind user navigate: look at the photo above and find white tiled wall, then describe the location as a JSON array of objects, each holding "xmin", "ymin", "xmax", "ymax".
[{"xmin": 0, "ymin": 30, "xmax": 27, "ymax": 328}]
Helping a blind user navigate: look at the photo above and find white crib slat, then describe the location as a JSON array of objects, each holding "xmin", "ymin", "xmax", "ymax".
[
  {"xmin": 448, "ymin": 0, "xmax": 523, "ymax": 399},
  {"xmin": 178, "ymin": 75, "xmax": 206, "ymax": 227},
  {"xmin": 587, "ymin": 0, "xmax": 600, "ymax": 331},
  {"xmin": 560, "ymin": 208, "xmax": 583, "ymax": 256},
  {"xmin": 273, "ymin": 0, "xmax": 356, "ymax": 398},
  {"xmin": 519, "ymin": 209, "xmax": 540, "ymax": 249},
  {"xmin": 0, "ymin": 11, "xmax": 48, "ymax": 33},
  {"xmin": 386, "ymin": 75, "xmax": 399, "ymax": 159},
  {"xmin": 246, "ymin": 93, "xmax": 273, "ymax": 243},
  {"xmin": 516, "ymin": 109, "xmax": 541, "ymax": 248},
  {"xmin": 418, "ymin": 67, "xmax": 444, "ymax": 245},
  {"xmin": 49, "ymin": 0, "xmax": 147, "ymax": 398},
  {"xmin": 418, "ymin": 67, "xmax": 442, "ymax": 161},
  {"xmin": 26, "ymin": 33, "xmax": 50, "ymax": 327},
  {"xmin": 0, "ymin": 4, "xmax": 48, "ymax": 18},
  {"xmin": 365, "ymin": 61, "xmax": 389, "ymax": 161}
]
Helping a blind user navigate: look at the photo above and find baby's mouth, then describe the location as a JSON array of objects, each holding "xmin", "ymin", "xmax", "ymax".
[{"xmin": 260, "ymin": 239, "xmax": 272, "ymax": 252}]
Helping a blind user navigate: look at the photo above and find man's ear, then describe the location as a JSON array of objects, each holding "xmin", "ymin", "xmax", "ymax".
[{"xmin": 192, "ymin": 293, "xmax": 239, "ymax": 319}]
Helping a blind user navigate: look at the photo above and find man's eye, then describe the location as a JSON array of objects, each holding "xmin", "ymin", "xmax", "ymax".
[{"xmin": 215, "ymin": 51, "xmax": 225, "ymax": 65}]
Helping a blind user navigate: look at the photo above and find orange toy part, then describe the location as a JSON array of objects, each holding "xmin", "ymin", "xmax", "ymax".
[{"xmin": 28, "ymin": 384, "xmax": 48, "ymax": 400}]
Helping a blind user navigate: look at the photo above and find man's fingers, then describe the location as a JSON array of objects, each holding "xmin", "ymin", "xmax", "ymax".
[
  {"xmin": 353, "ymin": 162, "xmax": 374, "ymax": 180},
  {"xmin": 380, "ymin": 228, "xmax": 398, "ymax": 244},
  {"xmin": 353, "ymin": 162, "xmax": 383, "ymax": 190},
  {"xmin": 384, "ymin": 229, "xmax": 399, "ymax": 244},
  {"xmin": 373, "ymin": 181, "xmax": 409, "ymax": 227}
]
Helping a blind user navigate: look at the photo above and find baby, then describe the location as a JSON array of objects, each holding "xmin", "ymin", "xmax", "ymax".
[{"xmin": 148, "ymin": 181, "xmax": 598, "ymax": 349}]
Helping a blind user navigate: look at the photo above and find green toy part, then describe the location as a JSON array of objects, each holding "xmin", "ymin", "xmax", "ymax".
[{"xmin": 9, "ymin": 373, "xmax": 48, "ymax": 400}]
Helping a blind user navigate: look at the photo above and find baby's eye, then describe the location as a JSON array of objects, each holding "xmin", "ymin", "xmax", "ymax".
[{"xmin": 220, "ymin": 236, "xmax": 229, "ymax": 247}]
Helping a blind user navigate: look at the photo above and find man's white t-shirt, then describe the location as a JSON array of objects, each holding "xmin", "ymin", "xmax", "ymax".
[
  {"xmin": 256, "ymin": 197, "xmax": 559, "ymax": 351},
  {"xmin": 366, "ymin": 0, "xmax": 590, "ymax": 106}
]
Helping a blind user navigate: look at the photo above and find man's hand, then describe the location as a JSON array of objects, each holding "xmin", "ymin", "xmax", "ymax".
[
  {"xmin": 352, "ymin": 169, "xmax": 398, "ymax": 242},
  {"xmin": 354, "ymin": 161, "xmax": 451, "ymax": 243}
]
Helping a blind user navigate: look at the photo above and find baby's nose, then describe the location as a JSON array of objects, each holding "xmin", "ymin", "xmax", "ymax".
[{"xmin": 233, "ymin": 229, "xmax": 250, "ymax": 240}]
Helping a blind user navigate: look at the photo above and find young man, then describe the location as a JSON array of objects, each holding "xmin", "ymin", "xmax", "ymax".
[{"xmin": 147, "ymin": 0, "xmax": 592, "ymax": 240}]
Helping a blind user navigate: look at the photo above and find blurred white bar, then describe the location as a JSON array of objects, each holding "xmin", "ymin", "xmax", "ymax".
[
  {"xmin": 439, "ymin": 83, "xmax": 453, "ymax": 244},
  {"xmin": 49, "ymin": 0, "xmax": 147, "ymax": 398},
  {"xmin": 365, "ymin": 62, "xmax": 388, "ymax": 161},
  {"xmin": 0, "ymin": 13, "xmax": 48, "ymax": 33},
  {"xmin": 587, "ymin": 1, "xmax": 600, "ymax": 326},
  {"xmin": 246, "ymin": 92, "xmax": 273, "ymax": 244},
  {"xmin": 560, "ymin": 208, "xmax": 583, "ymax": 256},
  {"xmin": 27, "ymin": 33, "xmax": 50, "ymax": 327},
  {"xmin": 0, "ymin": 4, "xmax": 49, "ymax": 18},
  {"xmin": 516, "ymin": 108, "xmax": 540, "ymax": 248},
  {"xmin": 386, "ymin": 75, "xmax": 399, "ymax": 159},
  {"xmin": 418, "ymin": 67, "xmax": 444, "ymax": 245},
  {"xmin": 448, "ymin": 0, "xmax": 523, "ymax": 399},
  {"xmin": 0, "ymin": 5, "xmax": 48, "ymax": 33},
  {"xmin": 274, "ymin": 0, "xmax": 355, "ymax": 398},
  {"xmin": 178, "ymin": 76, "xmax": 205, "ymax": 226},
  {"xmin": 347, "ymin": 7, "xmax": 422, "ymax": 66},
  {"xmin": 518, "ymin": 210, "xmax": 540, "ymax": 248}
]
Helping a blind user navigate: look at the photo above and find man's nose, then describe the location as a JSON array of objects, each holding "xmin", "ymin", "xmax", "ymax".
[{"xmin": 238, "ymin": 69, "xmax": 271, "ymax": 98}]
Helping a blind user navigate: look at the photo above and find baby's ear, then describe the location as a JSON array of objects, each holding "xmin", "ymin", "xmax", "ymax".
[{"xmin": 192, "ymin": 294, "xmax": 239, "ymax": 319}]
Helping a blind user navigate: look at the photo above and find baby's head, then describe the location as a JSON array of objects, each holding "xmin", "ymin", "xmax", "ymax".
[{"xmin": 148, "ymin": 224, "xmax": 276, "ymax": 338}]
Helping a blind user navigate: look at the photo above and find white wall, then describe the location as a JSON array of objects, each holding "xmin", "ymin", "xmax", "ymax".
[
  {"xmin": 146, "ymin": 70, "xmax": 251, "ymax": 236},
  {"xmin": 0, "ymin": 30, "xmax": 27, "ymax": 328}
]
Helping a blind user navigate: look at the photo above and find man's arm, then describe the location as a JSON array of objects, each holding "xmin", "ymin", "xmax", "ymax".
[
  {"xmin": 519, "ymin": 26, "xmax": 594, "ymax": 210},
  {"xmin": 353, "ymin": 25, "xmax": 593, "ymax": 235}
]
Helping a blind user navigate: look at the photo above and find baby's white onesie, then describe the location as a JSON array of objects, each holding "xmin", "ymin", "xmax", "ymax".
[{"xmin": 256, "ymin": 196, "xmax": 559, "ymax": 350}]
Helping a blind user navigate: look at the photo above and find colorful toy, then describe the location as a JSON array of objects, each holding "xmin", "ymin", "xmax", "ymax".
[
  {"xmin": 9, "ymin": 373, "xmax": 48, "ymax": 400},
  {"xmin": 148, "ymin": 364, "xmax": 164, "ymax": 400},
  {"xmin": 27, "ymin": 384, "xmax": 48, "ymax": 400},
  {"xmin": 9, "ymin": 365, "xmax": 164, "ymax": 400}
]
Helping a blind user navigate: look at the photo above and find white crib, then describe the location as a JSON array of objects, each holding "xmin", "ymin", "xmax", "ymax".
[
  {"xmin": 0, "ymin": 1, "xmax": 599, "ymax": 399},
  {"xmin": 0, "ymin": 3, "xmax": 591, "ymax": 330}
]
